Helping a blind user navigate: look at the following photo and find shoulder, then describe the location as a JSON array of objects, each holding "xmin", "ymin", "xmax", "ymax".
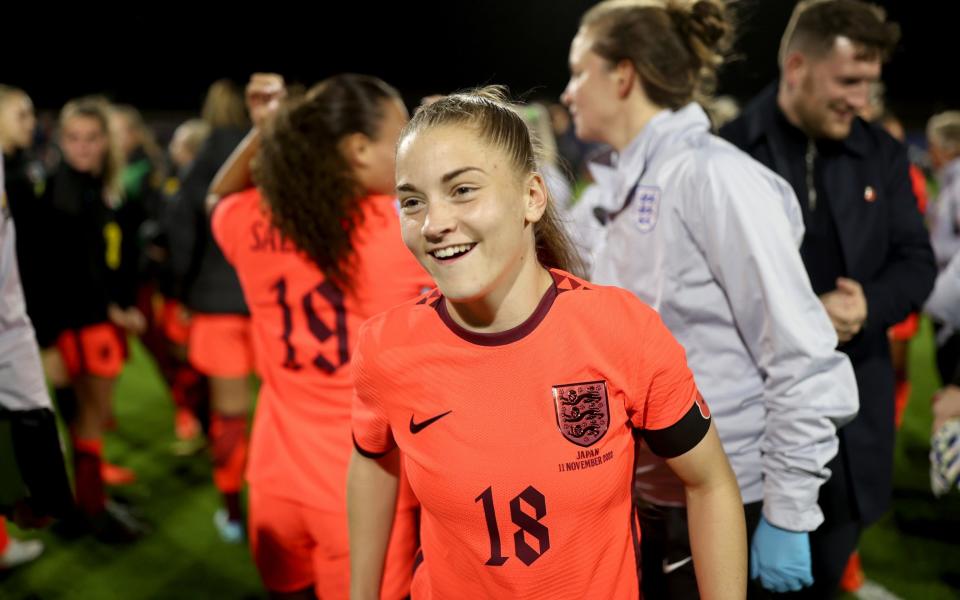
[
  {"xmin": 670, "ymin": 135, "xmax": 788, "ymax": 207},
  {"xmin": 214, "ymin": 187, "xmax": 260, "ymax": 225},
  {"xmin": 551, "ymin": 269, "xmax": 660, "ymax": 329},
  {"xmin": 357, "ymin": 287, "xmax": 442, "ymax": 351},
  {"xmin": 849, "ymin": 119, "xmax": 906, "ymax": 166},
  {"xmin": 719, "ymin": 83, "xmax": 778, "ymax": 147},
  {"xmin": 212, "ymin": 187, "xmax": 262, "ymax": 245}
]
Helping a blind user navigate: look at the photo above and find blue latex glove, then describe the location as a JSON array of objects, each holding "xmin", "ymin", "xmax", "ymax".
[{"xmin": 749, "ymin": 515, "xmax": 813, "ymax": 593}]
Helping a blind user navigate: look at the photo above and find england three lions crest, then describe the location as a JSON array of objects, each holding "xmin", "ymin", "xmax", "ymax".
[
  {"xmin": 635, "ymin": 186, "xmax": 660, "ymax": 233},
  {"xmin": 552, "ymin": 380, "xmax": 610, "ymax": 447}
]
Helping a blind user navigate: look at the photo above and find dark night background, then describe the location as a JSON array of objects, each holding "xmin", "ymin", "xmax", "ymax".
[{"xmin": 3, "ymin": 1, "xmax": 958, "ymax": 128}]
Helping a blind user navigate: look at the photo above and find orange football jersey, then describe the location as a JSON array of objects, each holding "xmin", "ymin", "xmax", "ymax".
[
  {"xmin": 352, "ymin": 270, "xmax": 711, "ymax": 599},
  {"xmin": 213, "ymin": 188, "xmax": 432, "ymax": 510}
]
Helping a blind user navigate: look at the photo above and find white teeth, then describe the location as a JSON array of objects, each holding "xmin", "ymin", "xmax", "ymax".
[{"xmin": 431, "ymin": 244, "xmax": 474, "ymax": 259}]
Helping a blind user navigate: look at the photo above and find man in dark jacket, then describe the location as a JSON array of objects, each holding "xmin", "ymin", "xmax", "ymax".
[{"xmin": 721, "ymin": 1, "xmax": 936, "ymax": 597}]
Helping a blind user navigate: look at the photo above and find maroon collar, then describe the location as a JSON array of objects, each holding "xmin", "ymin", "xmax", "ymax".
[{"xmin": 433, "ymin": 280, "xmax": 558, "ymax": 347}]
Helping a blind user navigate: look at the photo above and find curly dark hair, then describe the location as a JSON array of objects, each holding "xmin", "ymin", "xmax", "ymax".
[{"xmin": 253, "ymin": 74, "xmax": 402, "ymax": 287}]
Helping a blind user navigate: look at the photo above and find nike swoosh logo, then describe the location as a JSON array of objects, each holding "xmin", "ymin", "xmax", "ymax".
[
  {"xmin": 409, "ymin": 410, "xmax": 453, "ymax": 434},
  {"xmin": 662, "ymin": 556, "xmax": 693, "ymax": 574}
]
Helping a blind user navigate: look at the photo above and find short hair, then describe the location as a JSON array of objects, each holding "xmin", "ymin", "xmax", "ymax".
[
  {"xmin": 779, "ymin": 0, "xmax": 900, "ymax": 67},
  {"xmin": 927, "ymin": 111, "xmax": 960, "ymax": 156}
]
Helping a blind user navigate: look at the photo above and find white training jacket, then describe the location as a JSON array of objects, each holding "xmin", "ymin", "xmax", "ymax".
[
  {"xmin": 0, "ymin": 158, "xmax": 51, "ymax": 413},
  {"xmin": 931, "ymin": 157, "xmax": 960, "ymax": 271},
  {"xmin": 566, "ymin": 103, "xmax": 858, "ymax": 532},
  {"xmin": 926, "ymin": 250, "xmax": 960, "ymax": 331}
]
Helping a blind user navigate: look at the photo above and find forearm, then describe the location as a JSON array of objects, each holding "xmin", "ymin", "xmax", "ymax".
[
  {"xmin": 760, "ymin": 351, "xmax": 857, "ymax": 531},
  {"xmin": 668, "ymin": 423, "xmax": 747, "ymax": 599},
  {"xmin": 347, "ymin": 449, "xmax": 400, "ymax": 600},
  {"xmin": 686, "ymin": 463, "xmax": 747, "ymax": 600},
  {"xmin": 756, "ymin": 272, "xmax": 858, "ymax": 528},
  {"xmin": 209, "ymin": 129, "xmax": 260, "ymax": 202}
]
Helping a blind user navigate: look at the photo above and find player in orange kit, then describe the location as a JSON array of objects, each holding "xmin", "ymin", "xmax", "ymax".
[
  {"xmin": 211, "ymin": 74, "xmax": 430, "ymax": 599},
  {"xmin": 347, "ymin": 89, "xmax": 747, "ymax": 600}
]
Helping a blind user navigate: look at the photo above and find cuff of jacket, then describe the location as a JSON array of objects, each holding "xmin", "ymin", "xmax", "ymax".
[{"xmin": 761, "ymin": 492, "xmax": 825, "ymax": 533}]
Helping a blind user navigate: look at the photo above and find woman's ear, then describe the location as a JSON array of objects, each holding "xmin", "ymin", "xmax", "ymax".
[
  {"xmin": 524, "ymin": 172, "xmax": 549, "ymax": 224},
  {"xmin": 616, "ymin": 58, "xmax": 637, "ymax": 99},
  {"xmin": 339, "ymin": 132, "xmax": 370, "ymax": 168}
]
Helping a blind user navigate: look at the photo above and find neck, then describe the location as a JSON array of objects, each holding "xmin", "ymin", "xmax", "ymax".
[
  {"xmin": 0, "ymin": 138, "xmax": 14, "ymax": 157},
  {"xmin": 445, "ymin": 248, "xmax": 553, "ymax": 334},
  {"xmin": 609, "ymin": 94, "xmax": 664, "ymax": 152},
  {"xmin": 776, "ymin": 84, "xmax": 810, "ymax": 137}
]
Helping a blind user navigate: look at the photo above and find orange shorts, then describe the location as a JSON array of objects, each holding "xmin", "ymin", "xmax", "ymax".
[
  {"xmin": 187, "ymin": 314, "xmax": 255, "ymax": 378},
  {"xmin": 56, "ymin": 323, "xmax": 128, "ymax": 379},
  {"xmin": 161, "ymin": 298, "xmax": 191, "ymax": 346},
  {"xmin": 248, "ymin": 486, "xmax": 417, "ymax": 599}
]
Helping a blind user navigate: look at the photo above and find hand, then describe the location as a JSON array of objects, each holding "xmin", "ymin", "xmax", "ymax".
[
  {"xmin": 246, "ymin": 73, "xmax": 286, "ymax": 128},
  {"xmin": 931, "ymin": 417, "xmax": 960, "ymax": 497},
  {"xmin": 123, "ymin": 307, "xmax": 147, "ymax": 336},
  {"xmin": 108, "ymin": 304, "xmax": 147, "ymax": 335},
  {"xmin": 750, "ymin": 515, "xmax": 813, "ymax": 592},
  {"xmin": 819, "ymin": 277, "xmax": 868, "ymax": 343},
  {"xmin": 40, "ymin": 347, "xmax": 70, "ymax": 387},
  {"xmin": 933, "ymin": 385, "xmax": 960, "ymax": 433}
]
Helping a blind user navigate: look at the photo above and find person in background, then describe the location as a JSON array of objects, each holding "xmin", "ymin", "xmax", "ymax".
[
  {"xmin": 562, "ymin": 0, "xmax": 858, "ymax": 596},
  {"xmin": 168, "ymin": 78, "xmax": 256, "ymax": 542},
  {"xmin": 0, "ymin": 99, "xmax": 73, "ymax": 571},
  {"xmin": 159, "ymin": 118, "xmax": 212, "ymax": 455},
  {"xmin": 721, "ymin": 1, "xmax": 936, "ymax": 595},
  {"xmin": 212, "ymin": 74, "xmax": 428, "ymax": 600},
  {"xmin": 43, "ymin": 96, "xmax": 147, "ymax": 542},
  {"xmin": 925, "ymin": 111, "xmax": 960, "ymax": 476},
  {"xmin": 517, "ymin": 102, "xmax": 574, "ymax": 210}
]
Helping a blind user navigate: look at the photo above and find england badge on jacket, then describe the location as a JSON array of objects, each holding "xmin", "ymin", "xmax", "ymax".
[{"xmin": 635, "ymin": 186, "xmax": 660, "ymax": 233}]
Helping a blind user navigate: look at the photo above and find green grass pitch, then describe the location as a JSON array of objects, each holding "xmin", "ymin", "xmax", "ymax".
[{"xmin": 2, "ymin": 319, "xmax": 959, "ymax": 599}]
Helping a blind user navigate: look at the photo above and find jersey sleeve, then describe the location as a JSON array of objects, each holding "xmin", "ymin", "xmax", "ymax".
[
  {"xmin": 351, "ymin": 319, "xmax": 396, "ymax": 458},
  {"xmin": 624, "ymin": 296, "xmax": 710, "ymax": 458},
  {"xmin": 210, "ymin": 192, "xmax": 246, "ymax": 266}
]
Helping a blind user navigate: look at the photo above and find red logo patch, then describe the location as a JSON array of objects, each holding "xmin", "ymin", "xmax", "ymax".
[{"xmin": 552, "ymin": 380, "xmax": 610, "ymax": 447}]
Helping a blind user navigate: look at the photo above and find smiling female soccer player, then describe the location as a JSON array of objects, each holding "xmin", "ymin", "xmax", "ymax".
[{"xmin": 347, "ymin": 89, "xmax": 746, "ymax": 600}]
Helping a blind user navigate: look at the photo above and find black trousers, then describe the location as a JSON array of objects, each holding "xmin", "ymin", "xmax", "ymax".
[{"xmin": 638, "ymin": 473, "xmax": 861, "ymax": 600}]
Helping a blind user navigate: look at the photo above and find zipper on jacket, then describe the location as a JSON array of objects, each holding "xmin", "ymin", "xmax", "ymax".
[{"xmin": 805, "ymin": 139, "xmax": 818, "ymax": 212}]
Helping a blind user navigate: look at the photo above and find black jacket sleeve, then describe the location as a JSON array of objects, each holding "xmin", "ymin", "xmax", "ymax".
[
  {"xmin": 166, "ymin": 160, "xmax": 205, "ymax": 300},
  {"xmin": 861, "ymin": 139, "xmax": 937, "ymax": 332}
]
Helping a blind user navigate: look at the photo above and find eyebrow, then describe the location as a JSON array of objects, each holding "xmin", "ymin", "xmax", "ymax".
[
  {"xmin": 396, "ymin": 166, "xmax": 487, "ymax": 193},
  {"xmin": 442, "ymin": 166, "xmax": 486, "ymax": 183}
]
